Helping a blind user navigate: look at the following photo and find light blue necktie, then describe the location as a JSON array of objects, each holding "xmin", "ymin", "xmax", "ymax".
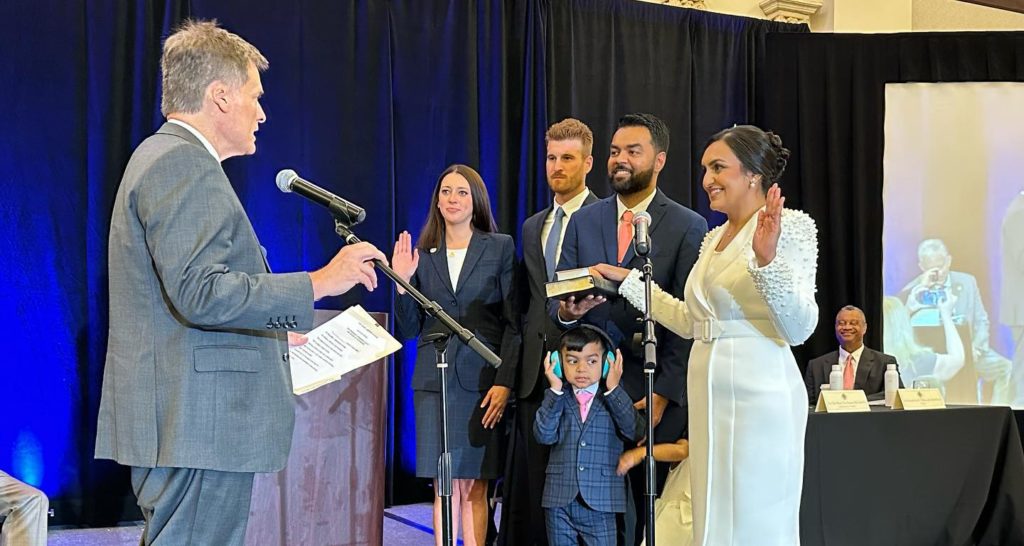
[{"xmin": 544, "ymin": 207, "xmax": 565, "ymax": 281}]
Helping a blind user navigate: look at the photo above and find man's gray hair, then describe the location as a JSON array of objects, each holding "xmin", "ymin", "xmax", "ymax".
[
  {"xmin": 837, "ymin": 305, "xmax": 866, "ymax": 322},
  {"xmin": 160, "ymin": 19, "xmax": 268, "ymax": 116},
  {"xmin": 917, "ymin": 238, "xmax": 949, "ymax": 260}
]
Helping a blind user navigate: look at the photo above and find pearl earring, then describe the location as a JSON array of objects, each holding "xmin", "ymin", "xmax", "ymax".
[{"xmin": 749, "ymin": 180, "xmax": 756, "ymax": 188}]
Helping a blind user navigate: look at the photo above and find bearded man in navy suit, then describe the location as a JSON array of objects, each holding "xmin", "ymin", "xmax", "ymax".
[{"xmin": 551, "ymin": 113, "xmax": 707, "ymax": 545}]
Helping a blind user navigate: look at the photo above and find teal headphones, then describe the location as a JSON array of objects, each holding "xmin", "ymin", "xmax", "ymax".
[{"xmin": 550, "ymin": 325, "xmax": 616, "ymax": 379}]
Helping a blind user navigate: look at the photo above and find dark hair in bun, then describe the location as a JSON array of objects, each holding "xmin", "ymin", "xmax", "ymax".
[{"xmin": 707, "ymin": 125, "xmax": 790, "ymax": 193}]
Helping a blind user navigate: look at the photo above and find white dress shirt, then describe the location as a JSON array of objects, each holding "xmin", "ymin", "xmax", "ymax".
[
  {"xmin": 614, "ymin": 188, "xmax": 658, "ymax": 237},
  {"xmin": 167, "ymin": 119, "xmax": 220, "ymax": 162},
  {"xmin": 838, "ymin": 344, "xmax": 865, "ymax": 378},
  {"xmin": 447, "ymin": 248, "xmax": 468, "ymax": 291},
  {"xmin": 540, "ymin": 188, "xmax": 592, "ymax": 267}
]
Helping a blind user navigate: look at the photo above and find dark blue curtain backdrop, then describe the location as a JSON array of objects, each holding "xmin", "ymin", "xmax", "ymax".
[{"xmin": 0, "ymin": 0, "xmax": 804, "ymax": 524}]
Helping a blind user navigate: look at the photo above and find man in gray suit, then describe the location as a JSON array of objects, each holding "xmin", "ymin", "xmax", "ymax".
[
  {"xmin": 899, "ymin": 239, "xmax": 1011, "ymax": 404},
  {"xmin": 94, "ymin": 20, "xmax": 385, "ymax": 545}
]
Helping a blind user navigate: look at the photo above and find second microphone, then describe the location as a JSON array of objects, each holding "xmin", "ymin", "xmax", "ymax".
[{"xmin": 276, "ymin": 169, "xmax": 367, "ymax": 225}]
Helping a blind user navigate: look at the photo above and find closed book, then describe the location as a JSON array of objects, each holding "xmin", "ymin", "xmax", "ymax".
[{"xmin": 545, "ymin": 275, "xmax": 619, "ymax": 301}]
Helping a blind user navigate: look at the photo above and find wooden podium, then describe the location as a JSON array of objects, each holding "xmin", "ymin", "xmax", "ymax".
[{"xmin": 245, "ymin": 310, "xmax": 389, "ymax": 546}]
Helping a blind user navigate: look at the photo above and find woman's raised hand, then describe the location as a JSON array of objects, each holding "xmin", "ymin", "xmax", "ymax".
[
  {"xmin": 753, "ymin": 183, "xmax": 784, "ymax": 267},
  {"xmin": 391, "ymin": 231, "xmax": 419, "ymax": 294}
]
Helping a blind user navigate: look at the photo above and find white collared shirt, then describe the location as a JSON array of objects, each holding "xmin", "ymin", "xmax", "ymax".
[
  {"xmin": 167, "ymin": 119, "xmax": 220, "ymax": 162},
  {"xmin": 615, "ymin": 188, "xmax": 657, "ymax": 226},
  {"xmin": 446, "ymin": 248, "xmax": 468, "ymax": 292},
  {"xmin": 838, "ymin": 345, "xmax": 865, "ymax": 377},
  {"xmin": 540, "ymin": 188, "xmax": 592, "ymax": 267},
  {"xmin": 551, "ymin": 381, "xmax": 616, "ymax": 398}
]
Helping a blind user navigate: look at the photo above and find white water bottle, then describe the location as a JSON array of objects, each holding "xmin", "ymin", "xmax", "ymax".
[
  {"xmin": 829, "ymin": 364, "xmax": 843, "ymax": 392},
  {"xmin": 884, "ymin": 363, "xmax": 899, "ymax": 407}
]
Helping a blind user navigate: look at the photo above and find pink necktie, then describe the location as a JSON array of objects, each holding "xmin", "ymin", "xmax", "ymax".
[
  {"xmin": 617, "ymin": 210, "xmax": 634, "ymax": 264},
  {"xmin": 843, "ymin": 354, "xmax": 855, "ymax": 390},
  {"xmin": 576, "ymin": 390, "xmax": 595, "ymax": 422}
]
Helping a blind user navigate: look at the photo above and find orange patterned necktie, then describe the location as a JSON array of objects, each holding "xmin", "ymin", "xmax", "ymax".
[{"xmin": 617, "ymin": 210, "xmax": 634, "ymax": 264}]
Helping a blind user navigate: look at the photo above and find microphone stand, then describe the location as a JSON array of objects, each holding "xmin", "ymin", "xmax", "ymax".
[
  {"xmin": 636, "ymin": 243, "xmax": 657, "ymax": 546},
  {"xmin": 334, "ymin": 218, "xmax": 501, "ymax": 546},
  {"xmin": 422, "ymin": 332, "xmax": 454, "ymax": 546}
]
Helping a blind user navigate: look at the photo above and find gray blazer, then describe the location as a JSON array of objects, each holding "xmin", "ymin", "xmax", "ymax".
[{"xmin": 95, "ymin": 122, "xmax": 314, "ymax": 473}]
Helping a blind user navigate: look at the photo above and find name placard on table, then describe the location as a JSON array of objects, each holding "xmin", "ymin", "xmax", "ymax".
[
  {"xmin": 815, "ymin": 389, "xmax": 871, "ymax": 413},
  {"xmin": 892, "ymin": 388, "xmax": 946, "ymax": 410}
]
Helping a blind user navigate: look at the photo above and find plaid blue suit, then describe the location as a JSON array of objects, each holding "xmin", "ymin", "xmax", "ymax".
[{"xmin": 534, "ymin": 386, "xmax": 644, "ymax": 544}]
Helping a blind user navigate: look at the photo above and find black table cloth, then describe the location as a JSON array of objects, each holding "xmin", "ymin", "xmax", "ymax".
[{"xmin": 801, "ymin": 406, "xmax": 1024, "ymax": 546}]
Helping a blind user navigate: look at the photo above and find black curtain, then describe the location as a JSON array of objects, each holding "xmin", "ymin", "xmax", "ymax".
[
  {"xmin": 544, "ymin": 0, "xmax": 806, "ymax": 217},
  {"xmin": 756, "ymin": 32, "xmax": 1024, "ymax": 365}
]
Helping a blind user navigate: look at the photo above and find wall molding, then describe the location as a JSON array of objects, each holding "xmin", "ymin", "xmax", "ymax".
[{"xmin": 759, "ymin": 0, "xmax": 823, "ymax": 23}]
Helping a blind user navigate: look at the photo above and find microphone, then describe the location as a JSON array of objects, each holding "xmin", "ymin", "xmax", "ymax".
[
  {"xmin": 632, "ymin": 211, "xmax": 652, "ymax": 256},
  {"xmin": 276, "ymin": 169, "xmax": 366, "ymax": 225}
]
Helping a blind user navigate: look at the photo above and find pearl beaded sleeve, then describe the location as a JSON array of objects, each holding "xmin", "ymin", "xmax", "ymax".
[{"xmin": 747, "ymin": 208, "xmax": 819, "ymax": 345}]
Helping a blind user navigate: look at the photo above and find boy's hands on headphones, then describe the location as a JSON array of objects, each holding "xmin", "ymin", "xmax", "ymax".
[
  {"xmin": 605, "ymin": 349, "xmax": 624, "ymax": 391},
  {"xmin": 543, "ymin": 351, "xmax": 563, "ymax": 391}
]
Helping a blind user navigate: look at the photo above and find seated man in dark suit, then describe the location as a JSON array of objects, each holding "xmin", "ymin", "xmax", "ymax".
[{"xmin": 805, "ymin": 305, "xmax": 902, "ymax": 403}]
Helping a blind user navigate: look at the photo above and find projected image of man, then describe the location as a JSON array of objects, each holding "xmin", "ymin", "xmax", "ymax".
[
  {"xmin": 899, "ymin": 239, "xmax": 1011, "ymax": 404},
  {"xmin": 1001, "ymin": 191, "xmax": 1024, "ymax": 407}
]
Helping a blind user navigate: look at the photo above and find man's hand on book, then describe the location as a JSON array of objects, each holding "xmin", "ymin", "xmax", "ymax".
[{"xmin": 558, "ymin": 295, "xmax": 605, "ymax": 322}]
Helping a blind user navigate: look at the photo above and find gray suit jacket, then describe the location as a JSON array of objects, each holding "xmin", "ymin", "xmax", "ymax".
[{"xmin": 95, "ymin": 122, "xmax": 314, "ymax": 473}]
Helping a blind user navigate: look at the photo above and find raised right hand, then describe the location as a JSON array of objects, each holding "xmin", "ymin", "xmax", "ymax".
[
  {"xmin": 391, "ymin": 231, "xmax": 420, "ymax": 294},
  {"xmin": 309, "ymin": 242, "xmax": 387, "ymax": 300}
]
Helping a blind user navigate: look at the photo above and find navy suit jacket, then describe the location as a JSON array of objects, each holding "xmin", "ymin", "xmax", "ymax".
[
  {"xmin": 533, "ymin": 386, "xmax": 644, "ymax": 513},
  {"xmin": 549, "ymin": 190, "xmax": 707, "ymax": 406},
  {"xmin": 805, "ymin": 347, "xmax": 903, "ymax": 404},
  {"xmin": 516, "ymin": 192, "xmax": 600, "ymax": 398},
  {"xmin": 396, "ymin": 231, "xmax": 521, "ymax": 392}
]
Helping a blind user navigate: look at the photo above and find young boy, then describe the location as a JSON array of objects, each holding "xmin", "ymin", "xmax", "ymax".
[{"xmin": 533, "ymin": 325, "xmax": 645, "ymax": 546}]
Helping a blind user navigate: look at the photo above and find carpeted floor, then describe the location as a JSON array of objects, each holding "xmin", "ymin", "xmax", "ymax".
[{"xmin": 46, "ymin": 502, "xmax": 499, "ymax": 545}]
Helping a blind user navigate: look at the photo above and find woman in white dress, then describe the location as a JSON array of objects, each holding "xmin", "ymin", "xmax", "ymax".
[{"xmin": 593, "ymin": 126, "xmax": 818, "ymax": 545}]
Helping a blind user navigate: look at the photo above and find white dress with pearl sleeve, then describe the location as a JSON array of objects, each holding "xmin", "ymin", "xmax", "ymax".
[{"xmin": 620, "ymin": 208, "xmax": 819, "ymax": 546}]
